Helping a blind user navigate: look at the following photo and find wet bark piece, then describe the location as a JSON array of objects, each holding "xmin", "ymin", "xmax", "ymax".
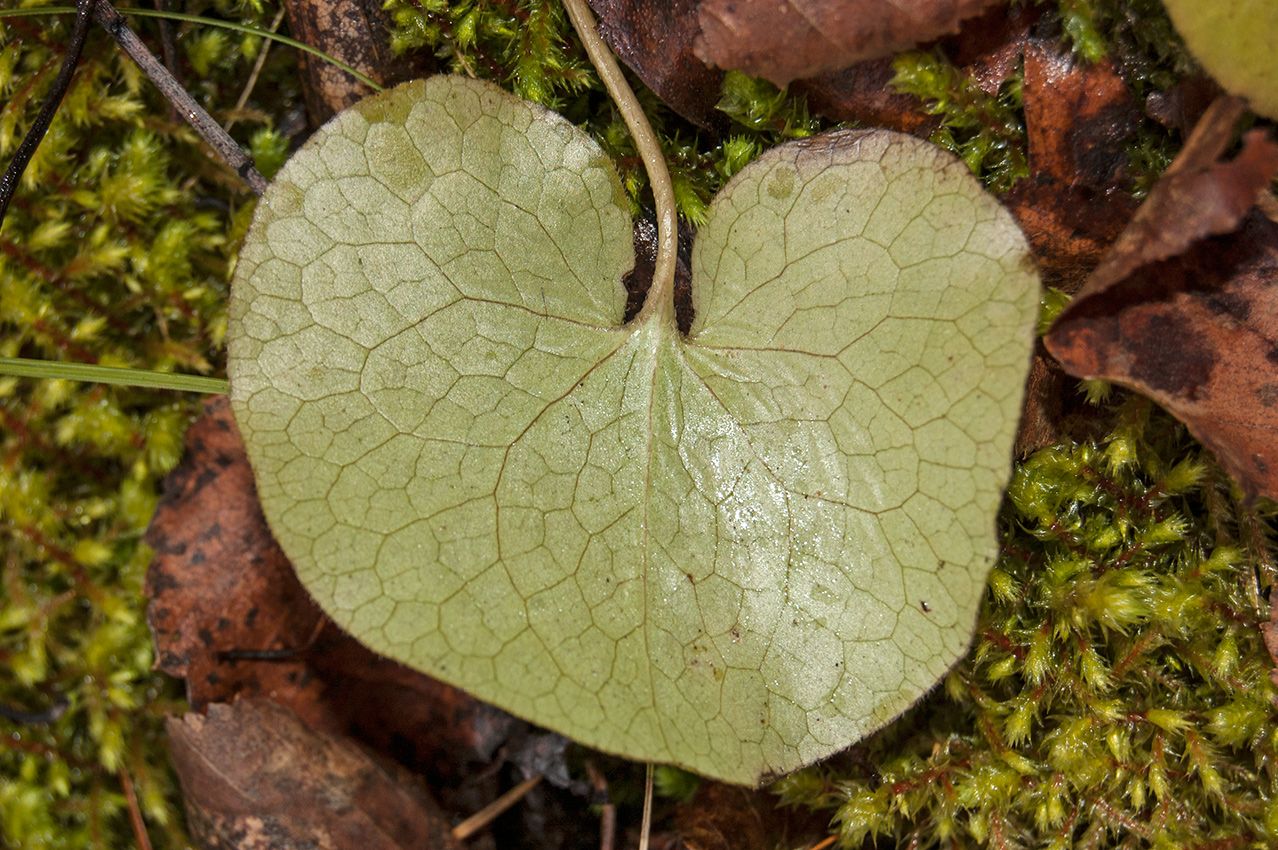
[
  {"xmin": 168, "ymin": 699, "xmax": 463, "ymax": 850},
  {"xmin": 588, "ymin": 0, "xmax": 725, "ymax": 130},
  {"xmin": 694, "ymin": 0, "xmax": 1003, "ymax": 86},
  {"xmin": 282, "ymin": 0, "xmax": 434, "ymax": 123}
]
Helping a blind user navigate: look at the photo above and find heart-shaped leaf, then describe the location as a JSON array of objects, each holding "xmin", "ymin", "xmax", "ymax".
[
  {"xmin": 1162, "ymin": 0, "xmax": 1278, "ymax": 120},
  {"xmin": 228, "ymin": 75, "xmax": 1039, "ymax": 785}
]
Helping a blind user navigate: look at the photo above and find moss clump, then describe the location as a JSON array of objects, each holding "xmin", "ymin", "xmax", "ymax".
[
  {"xmin": 776, "ymin": 398, "xmax": 1278, "ymax": 848},
  {"xmin": 890, "ymin": 49, "xmax": 1028, "ymax": 192}
]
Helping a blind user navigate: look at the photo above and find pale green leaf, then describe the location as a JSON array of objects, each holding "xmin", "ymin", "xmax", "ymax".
[
  {"xmin": 1162, "ymin": 0, "xmax": 1278, "ymax": 119},
  {"xmin": 227, "ymin": 75, "xmax": 1039, "ymax": 785}
]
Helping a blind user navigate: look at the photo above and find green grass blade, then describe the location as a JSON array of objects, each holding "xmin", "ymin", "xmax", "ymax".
[{"xmin": 0, "ymin": 357, "xmax": 228, "ymax": 394}]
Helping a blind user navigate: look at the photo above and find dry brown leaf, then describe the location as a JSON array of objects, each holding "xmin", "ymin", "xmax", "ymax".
[
  {"xmin": 168, "ymin": 699, "xmax": 463, "ymax": 850},
  {"xmin": 1045, "ymin": 103, "xmax": 1278, "ymax": 499},
  {"xmin": 694, "ymin": 0, "xmax": 1003, "ymax": 86},
  {"xmin": 1003, "ymin": 34, "xmax": 1141, "ymax": 287},
  {"xmin": 1022, "ymin": 41, "xmax": 1138, "ymax": 189},
  {"xmin": 1086, "ymin": 116, "xmax": 1273, "ymax": 293},
  {"xmin": 144, "ymin": 397, "xmax": 335, "ymax": 728},
  {"xmin": 588, "ymin": 0, "xmax": 726, "ymax": 129},
  {"xmin": 1047, "ymin": 213, "xmax": 1278, "ymax": 499}
]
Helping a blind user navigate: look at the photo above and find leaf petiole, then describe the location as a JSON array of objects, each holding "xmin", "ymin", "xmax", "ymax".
[
  {"xmin": 560, "ymin": 0, "xmax": 677, "ymax": 325},
  {"xmin": 0, "ymin": 357, "xmax": 227, "ymax": 394}
]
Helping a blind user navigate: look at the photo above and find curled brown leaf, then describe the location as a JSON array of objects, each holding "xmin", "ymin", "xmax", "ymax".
[{"xmin": 1045, "ymin": 101, "xmax": 1278, "ymax": 500}]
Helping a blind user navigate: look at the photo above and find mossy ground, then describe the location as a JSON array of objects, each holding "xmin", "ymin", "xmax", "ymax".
[{"xmin": 0, "ymin": 1, "xmax": 1273, "ymax": 848}]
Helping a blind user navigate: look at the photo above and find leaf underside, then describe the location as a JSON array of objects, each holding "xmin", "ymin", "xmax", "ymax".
[
  {"xmin": 228, "ymin": 75, "xmax": 1039, "ymax": 785},
  {"xmin": 1162, "ymin": 0, "xmax": 1278, "ymax": 120}
]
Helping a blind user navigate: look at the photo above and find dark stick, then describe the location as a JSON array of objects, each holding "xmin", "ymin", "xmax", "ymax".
[
  {"xmin": 0, "ymin": 0, "xmax": 95, "ymax": 232},
  {"xmin": 91, "ymin": 0, "xmax": 268, "ymax": 196},
  {"xmin": 151, "ymin": 0, "xmax": 183, "ymax": 88},
  {"xmin": 0, "ymin": 695, "xmax": 69, "ymax": 726}
]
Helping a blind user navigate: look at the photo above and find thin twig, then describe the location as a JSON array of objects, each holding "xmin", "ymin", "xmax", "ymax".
[
  {"xmin": 585, "ymin": 762, "xmax": 616, "ymax": 850},
  {"xmin": 452, "ymin": 775, "xmax": 543, "ymax": 840},
  {"xmin": 0, "ymin": 0, "xmax": 94, "ymax": 231},
  {"xmin": 91, "ymin": 0, "xmax": 268, "ymax": 195},
  {"xmin": 228, "ymin": 5, "xmax": 287, "ymax": 128},
  {"xmin": 0, "ymin": 695, "xmax": 69, "ymax": 725},
  {"xmin": 118, "ymin": 768, "xmax": 155, "ymax": 850}
]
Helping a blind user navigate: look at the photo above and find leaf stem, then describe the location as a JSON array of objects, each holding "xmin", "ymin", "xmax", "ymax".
[
  {"xmin": 0, "ymin": 357, "xmax": 227, "ymax": 394},
  {"xmin": 638, "ymin": 762, "xmax": 654, "ymax": 850},
  {"xmin": 560, "ymin": 0, "xmax": 677, "ymax": 324}
]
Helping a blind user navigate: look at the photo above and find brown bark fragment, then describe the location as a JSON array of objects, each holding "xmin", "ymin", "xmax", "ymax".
[
  {"xmin": 282, "ymin": 0, "xmax": 435, "ymax": 123},
  {"xmin": 168, "ymin": 699, "xmax": 463, "ymax": 850}
]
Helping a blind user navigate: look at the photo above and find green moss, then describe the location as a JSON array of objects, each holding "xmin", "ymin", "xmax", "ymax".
[
  {"xmin": 775, "ymin": 397, "xmax": 1278, "ymax": 848},
  {"xmin": 0, "ymin": 2, "xmax": 293, "ymax": 846},
  {"xmin": 890, "ymin": 50, "xmax": 1029, "ymax": 192},
  {"xmin": 1051, "ymin": 0, "xmax": 1196, "ymax": 95}
]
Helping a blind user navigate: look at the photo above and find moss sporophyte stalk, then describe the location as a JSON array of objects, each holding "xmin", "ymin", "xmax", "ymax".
[{"xmin": 2, "ymin": 0, "xmax": 1276, "ymax": 848}]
